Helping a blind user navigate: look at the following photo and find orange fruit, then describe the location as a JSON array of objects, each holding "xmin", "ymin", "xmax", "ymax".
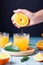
[
  {"xmin": 41, "ymin": 33, "xmax": 43, "ymax": 37},
  {"xmin": 0, "ymin": 53, "xmax": 10, "ymax": 65},
  {"xmin": 33, "ymin": 52, "xmax": 43, "ymax": 62},
  {"xmin": 12, "ymin": 13, "xmax": 29, "ymax": 27},
  {"xmin": 36, "ymin": 40, "xmax": 43, "ymax": 50}
]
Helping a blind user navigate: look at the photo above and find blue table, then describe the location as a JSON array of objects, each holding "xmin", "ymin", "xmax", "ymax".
[{"xmin": 2, "ymin": 37, "xmax": 43, "ymax": 65}]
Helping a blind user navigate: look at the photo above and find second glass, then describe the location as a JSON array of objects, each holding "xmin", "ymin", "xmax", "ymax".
[{"xmin": 13, "ymin": 33, "xmax": 30, "ymax": 51}]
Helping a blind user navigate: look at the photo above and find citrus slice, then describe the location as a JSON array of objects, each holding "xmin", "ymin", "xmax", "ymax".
[
  {"xmin": 36, "ymin": 40, "xmax": 43, "ymax": 50},
  {"xmin": 4, "ymin": 42, "xmax": 13, "ymax": 47},
  {"xmin": 33, "ymin": 52, "xmax": 43, "ymax": 62},
  {"xmin": 12, "ymin": 13, "xmax": 29, "ymax": 27},
  {"xmin": 0, "ymin": 53, "xmax": 10, "ymax": 65}
]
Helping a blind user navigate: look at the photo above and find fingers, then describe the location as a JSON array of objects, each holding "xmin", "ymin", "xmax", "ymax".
[
  {"xmin": 13, "ymin": 9, "xmax": 28, "ymax": 14},
  {"xmin": 11, "ymin": 9, "xmax": 34, "ymax": 28},
  {"xmin": 13, "ymin": 9, "xmax": 32, "ymax": 14},
  {"xmin": 11, "ymin": 19, "xmax": 21, "ymax": 28},
  {"xmin": 13, "ymin": 9, "xmax": 22, "ymax": 13},
  {"xmin": 13, "ymin": 22, "xmax": 21, "ymax": 28},
  {"xmin": 12, "ymin": 21, "xmax": 21, "ymax": 28},
  {"xmin": 13, "ymin": 9, "xmax": 33, "ymax": 19},
  {"xmin": 13, "ymin": 9, "xmax": 24, "ymax": 13}
]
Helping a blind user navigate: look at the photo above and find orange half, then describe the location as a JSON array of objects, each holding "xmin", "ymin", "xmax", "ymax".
[
  {"xmin": 41, "ymin": 33, "xmax": 43, "ymax": 37},
  {"xmin": 36, "ymin": 40, "xmax": 43, "ymax": 50},
  {"xmin": 12, "ymin": 13, "xmax": 29, "ymax": 27},
  {"xmin": 0, "ymin": 53, "xmax": 10, "ymax": 65},
  {"xmin": 33, "ymin": 52, "xmax": 43, "ymax": 62}
]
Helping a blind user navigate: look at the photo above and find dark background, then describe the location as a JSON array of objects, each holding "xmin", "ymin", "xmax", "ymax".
[{"xmin": 0, "ymin": 0, "xmax": 43, "ymax": 37}]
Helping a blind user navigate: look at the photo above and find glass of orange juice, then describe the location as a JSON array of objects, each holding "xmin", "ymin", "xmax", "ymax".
[
  {"xmin": 0, "ymin": 33, "xmax": 9, "ymax": 48},
  {"xmin": 13, "ymin": 33, "xmax": 30, "ymax": 51}
]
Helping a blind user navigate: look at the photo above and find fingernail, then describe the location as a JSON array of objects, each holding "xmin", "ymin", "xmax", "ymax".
[
  {"xmin": 18, "ymin": 26, "xmax": 20, "ymax": 28},
  {"xmin": 12, "ymin": 21, "xmax": 14, "ymax": 24},
  {"xmin": 11, "ymin": 19, "xmax": 14, "ymax": 21},
  {"xmin": 13, "ymin": 10, "xmax": 17, "ymax": 13}
]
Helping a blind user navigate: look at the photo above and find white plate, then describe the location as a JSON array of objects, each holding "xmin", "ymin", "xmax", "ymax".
[{"xmin": 2, "ymin": 47, "xmax": 35, "ymax": 56}]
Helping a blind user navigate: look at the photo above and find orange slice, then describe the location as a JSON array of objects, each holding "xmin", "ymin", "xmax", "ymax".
[
  {"xmin": 0, "ymin": 53, "xmax": 10, "ymax": 65},
  {"xmin": 12, "ymin": 13, "xmax": 29, "ymax": 27},
  {"xmin": 33, "ymin": 52, "xmax": 43, "ymax": 62},
  {"xmin": 36, "ymin": 40, "xmax": 43, "ymax": 50}
]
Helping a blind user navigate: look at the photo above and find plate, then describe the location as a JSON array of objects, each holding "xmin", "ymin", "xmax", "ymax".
[{"xmin": 2, "ymin": 47, "xmax": 35, "ymax": 56}]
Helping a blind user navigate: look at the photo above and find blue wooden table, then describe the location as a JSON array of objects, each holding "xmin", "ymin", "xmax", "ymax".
[{"xmin": 2, "ymin": 37, "xmax": 43, "ymax": 65}]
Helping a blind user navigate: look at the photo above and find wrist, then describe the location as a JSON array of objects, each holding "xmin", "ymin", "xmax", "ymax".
[{"xmin": 32, "ymin": 10, "xmax": 43, "ymax": 23}]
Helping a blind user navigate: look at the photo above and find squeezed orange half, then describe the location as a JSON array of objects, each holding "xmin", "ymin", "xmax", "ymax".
[{"xmin": 12, "ymin": 13, "xmax": 30, "ymax": 27}]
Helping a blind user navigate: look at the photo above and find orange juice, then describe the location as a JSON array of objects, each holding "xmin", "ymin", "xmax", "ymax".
[
  {"xmin": 13, "ymin": 34, "xmax": 29, "ymax": 51},
  {"xmin": 0, "ymin": 33, "xmax": 9, "ymax": 47}
]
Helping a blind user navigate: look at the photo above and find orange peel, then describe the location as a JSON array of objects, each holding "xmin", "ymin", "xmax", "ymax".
[
  {"xmin": 0, "ymin": 53, "xmax": 10, "ymax": 65},
  {"xmin": 41, "ymin": 33, "xmax": 43, "ymax": 37}
]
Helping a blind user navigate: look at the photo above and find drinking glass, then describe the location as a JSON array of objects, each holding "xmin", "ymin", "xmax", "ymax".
[
  {"xmin": 0, "ymin": 33, "xmax": 9, "ymax": 48},
  {"xmin": 13, "ymin": 33, "xmax": 30, "ymax": 51}
]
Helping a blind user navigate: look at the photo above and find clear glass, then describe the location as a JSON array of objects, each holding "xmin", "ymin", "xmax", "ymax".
[
  {"xmin": 13, "ymin": 33, "xmax": 30, "ymax": 51},
  {"xmin": 0, "ymin": 32, "xmax": 9, "ymax": 48}
]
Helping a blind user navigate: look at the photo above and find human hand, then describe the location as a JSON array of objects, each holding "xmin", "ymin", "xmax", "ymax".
[
  {"xmin": 11, "ymin": 9, "xmax": 43, "ymax": 28},
  {"xmin": 11, "ymin": 9, "xmax": 35, "ymax": 28}
]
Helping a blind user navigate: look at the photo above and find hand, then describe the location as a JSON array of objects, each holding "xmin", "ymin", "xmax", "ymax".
[
  {"xmin": 11, "ymin": 9, "xmax": 35, "ymax": 28},
  {"xmin": 11, "ymin": 9, "xmax": 43, "ymax": 28}
]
